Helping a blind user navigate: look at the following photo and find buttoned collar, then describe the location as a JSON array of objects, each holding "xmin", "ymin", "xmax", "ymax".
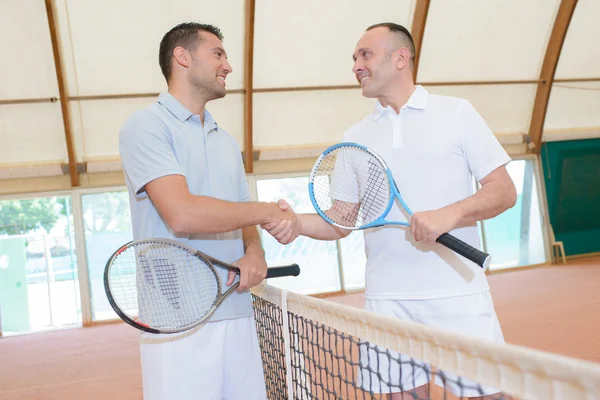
[
  {"xmin": 158, "ymin": 92, "xmax": 218, "ymax": 130},
  {"xmin": 372, "ymin": 85, "xmax": 429, "ymax": 120}
]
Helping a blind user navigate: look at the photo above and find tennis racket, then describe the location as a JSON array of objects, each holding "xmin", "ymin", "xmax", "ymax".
[
  {"xmin": 104, "ymin": 238, "xmax": 300, "ymax": 334},
  {"xmin": 308, "ymin": 142, "xmax": 491, "ymax": 269}
]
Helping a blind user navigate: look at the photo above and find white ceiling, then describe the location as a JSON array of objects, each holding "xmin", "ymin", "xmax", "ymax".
[{"xmin": 0, "ymin": 0, "xmax": 598, "ymax": 171}]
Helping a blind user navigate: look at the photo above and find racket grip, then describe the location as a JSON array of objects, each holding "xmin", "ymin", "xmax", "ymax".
[
  {"xmin": 266, "ymin": 264, "xmax": 301, "ymax": 278},
  {"xmin": 436, "ymin": 233, "xmax": 491, "ymax": 270}
]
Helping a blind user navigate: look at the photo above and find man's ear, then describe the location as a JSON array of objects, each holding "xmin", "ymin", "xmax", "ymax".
[
  {"xmin": 173, "ymin": 47, "xmax": 191, "ymax": 69},
  {"xmin": 395, "ymin": 47, "xmax": 411, "ymax": 70}
]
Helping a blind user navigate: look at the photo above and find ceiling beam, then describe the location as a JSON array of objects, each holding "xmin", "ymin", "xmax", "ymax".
[
  {"xmin": 411, "ymin": 0, "xmax": 431, "ymax": 82},
  {"xmin": 45, "ymin": 0, "xmax": 79, "ymax": 186},
  {"xmin": 554, "ymin": 77, "xmax": 600, "ymax": 83},
  {"xmin": 7, "ymin": 75, "xmax": 600, "ymax": 107},
  {"xmin": 0, "ymin": 97, "xmax": 59, "ymax": 106},
  {"xmin": 529, "ymin": 0, "xmax": 578, "ymax": 152},
  {"xmin": 243, "ymin": 0, "xmax": 256, "ymax": 173}
]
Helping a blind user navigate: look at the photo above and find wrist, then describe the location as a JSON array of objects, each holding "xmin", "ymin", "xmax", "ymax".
[
  {"xmin": 445, "ymin": 202, "xmax": 465, "ymax": 230},
  {"xmin": 245, "ymin": 240, "xmax": 265, "ymax": 257},
  {"xmin": 260, "ymin": 202, "xmax": 280, "ymax": 225},
  {"xmin": 297, "ymin": 214, "xmax": 308, "ymax": 236}
]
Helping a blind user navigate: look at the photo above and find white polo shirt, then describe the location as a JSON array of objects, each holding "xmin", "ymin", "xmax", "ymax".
[{"xmin": 343, "ymin": 85, "xmax": 511, "ymax": 300}]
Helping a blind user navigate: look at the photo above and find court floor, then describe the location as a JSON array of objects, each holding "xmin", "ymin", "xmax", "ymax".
[{"xmin": 0, "ymin": 257, "xmax": 598, "ymax": 399}]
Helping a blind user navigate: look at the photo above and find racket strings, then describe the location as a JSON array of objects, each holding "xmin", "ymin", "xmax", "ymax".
[
  {"xmin": 108, "ymin": 242, "xmax": 220, "ymax": 332},
  {"xmin": 151, "ymin": 258, "xmax": 181, "ymax": 309},
  {"xmin": 142, "ymin": 244, "xmax": 218, "ymax": 330},
  {"xmin": 311, "ymin": 146, "xmax": 391, "ymax": 228},
  {"xmin": 359, "ymin": 158, "xmax": 390, "ymax": 222}
]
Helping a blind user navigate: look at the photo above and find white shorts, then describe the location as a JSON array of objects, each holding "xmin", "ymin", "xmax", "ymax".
[
  {"xmin": 140, "ymin": 317, "xmax": 267, "ymax": 400},
  {"xmin": 358, "ymin": 291, "xmax": 504, "ymax": 397}
]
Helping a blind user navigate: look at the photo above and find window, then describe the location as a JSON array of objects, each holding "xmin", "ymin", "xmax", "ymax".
[
  {"xmin": 81, "ymin": 190, "xmax": 133, "ymax": 321},
  {"xmin": 482, "ymin": 158, "xmax": 547, "ymax": 270},
  {"xmin": 0, "ymin": 156, "xmax": 551, "ymax": 336},
  {"xmin": 0, "ymin": 196, "xmax": 79, "ymax": 335}
]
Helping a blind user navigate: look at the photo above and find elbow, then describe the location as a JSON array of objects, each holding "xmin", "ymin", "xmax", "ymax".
[
  {"xmin": 335, "ymin": 227, "xmax": 352, "ymax": 239},
  {"xmin": 506, "ymin": 182, "xmax": 517, "ymax": 209},
  {"xmin": 165, "ymin": 212, "xmax": 190, "ymax": 235},
  {"xmin": 162, "ymin": 202, "xmax": 194, "ymax": 235}
]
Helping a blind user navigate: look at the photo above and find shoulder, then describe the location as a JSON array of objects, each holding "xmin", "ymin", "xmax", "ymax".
[
  {"xmin": 220, "ymin": 127, "xmax": 242, "ymax": 150},
  {"xmin": 120, "ymin": 104, "xmax": 169, "ymax": 140},
  {"xmin": 212, "ymin": 123, "xmax": 242, "ymax": 154},
  {"xmin": 343, "ymin": 112, "xmax": 376, "ymax": 142},
  {"xmin": 425, "ymin": 92, "xmax": 470, "ymax": 114},
  {"xmin": 202, "ymin": 109, "xmax": 241, "ymax": 150}
]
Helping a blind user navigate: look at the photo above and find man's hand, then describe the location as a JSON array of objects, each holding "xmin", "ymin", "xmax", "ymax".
[
  {"xmin": 262, "ymin": 199, "xmax": 302, "ymax": 245},
  {"xmin": 226, "ymin": 247, "xmax": 268, "ymax": 293},
  {"xmin": 409, "ymin": 206, "xmax": 460, "ymax": 244}
]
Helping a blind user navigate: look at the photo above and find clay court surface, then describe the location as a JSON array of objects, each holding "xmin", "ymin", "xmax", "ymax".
[{"xmin": 0, "ymin": 257, "xmax": 599, "ymax": 400}]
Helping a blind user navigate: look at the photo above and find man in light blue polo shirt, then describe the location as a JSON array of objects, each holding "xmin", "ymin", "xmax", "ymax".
[{"xmin": 119, "ymin": 22, "xmax": 299, "ymax": 400}]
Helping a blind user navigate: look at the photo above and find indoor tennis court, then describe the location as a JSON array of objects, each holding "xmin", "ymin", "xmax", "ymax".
[{"xmin": 1, "ymin": 1, "xmax": 599, "ymax": 399}]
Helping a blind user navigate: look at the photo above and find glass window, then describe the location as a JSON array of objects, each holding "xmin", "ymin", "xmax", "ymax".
[
  {"xmin": 81, "ymin": 190, "xmax": 133, "ymax": 321},
  {"xmin": 483, "ymin": 159, "xmax": 547, "ymax": 270},
  {"xmin": 0, "ymin": 196, "xmax": 79, "ymax": 335},
  {"xmin": 256, "ymin": 176, "xmax": 341, "ymax": 294}
]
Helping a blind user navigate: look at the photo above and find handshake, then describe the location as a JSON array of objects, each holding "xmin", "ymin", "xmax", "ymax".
[{"xmin": 261, "ymin": 199, "xmax": 302, "ymax": 245}]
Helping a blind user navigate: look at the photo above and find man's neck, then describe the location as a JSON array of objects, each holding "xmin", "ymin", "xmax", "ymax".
[
  {"xmin": 168, "ymin": 82, "xmax": 207, "ymax": 124},
  {"xmin": 378, "ymin": 81, "xmax": 417, "ymax": 114}
]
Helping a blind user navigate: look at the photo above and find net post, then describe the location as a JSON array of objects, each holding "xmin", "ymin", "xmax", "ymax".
[{"xmin": 280, "ymin": 289, "xmax": 294, "ymax": 400}]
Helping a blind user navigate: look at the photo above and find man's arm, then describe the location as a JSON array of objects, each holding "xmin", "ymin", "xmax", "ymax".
[
  {"xmin": 265, "ymin": 166, "xmax": 515, "ymax": 245},
  {"xmin": 299, "ymin": 214, "xmax": 351, "ymax": 240},
  {"xmin": 119, "ymin": 112, "xmax": 295, "ymax": 236},
  {"xmin": 410, "ymin": 165, "xmax": 517, "ymax": 243},
  {"xmin": 145, "ymin": 175, "xmax": 296, "ymax": 235}
]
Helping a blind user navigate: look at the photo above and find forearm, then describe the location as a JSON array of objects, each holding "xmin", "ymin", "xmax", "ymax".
[
  {"xmin": 447, "ymin": 178, "xmax": 517, "ymax": 229},
  {"xmin": 242, "ymin": 226, "xmax": 265, "ymax": 257},
  {"xmin": 145, "ymin": 175, "xmax": 288, "ymax": 235},
  {"xmin": 298, "ymin": 214, "xmax": 351, "ymax": 240},
  {"xmin": 168, "ymin": 195, "xmax": 280, "ymax": 235}
]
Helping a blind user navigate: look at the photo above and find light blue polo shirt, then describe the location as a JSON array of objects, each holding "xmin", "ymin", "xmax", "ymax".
[{"xmin": 119, "ymin": 92, "xmax": 253, "ymax": 322}]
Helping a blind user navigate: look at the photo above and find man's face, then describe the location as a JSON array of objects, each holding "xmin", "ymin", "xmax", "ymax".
[
  {"xmin": 352, "ymin": 28, "xmax": 399, "ymax": 98},
  {"xmin": 188, "ymin": 32, "xmax": 232, "ymax": 100}
]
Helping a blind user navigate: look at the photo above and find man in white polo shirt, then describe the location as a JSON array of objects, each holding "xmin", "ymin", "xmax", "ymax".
[
  {"xmin": 263, "ymin": 23, "xmax": 516, "ymax": 399},
  {"xmin": 119, "ymin": 22, "xmax": 299, "ymax": 400}
]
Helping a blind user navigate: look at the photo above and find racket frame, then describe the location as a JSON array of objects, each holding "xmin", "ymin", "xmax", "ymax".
[
  {"xmin": 309, "ymin": 142, "xmax": 412, "ymax": 230},
  {"xmin": 309, "ymin": 142, "xmax": 492, "ymax": 270},
  {"xmin": 104, "ymin": 238, "xmax": 300, "ymax": 334}
]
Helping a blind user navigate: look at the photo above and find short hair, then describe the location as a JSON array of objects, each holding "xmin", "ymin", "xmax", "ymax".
[
  {"xmin": 366, "ymin": 22, "xmax": 415, "ymax": 66},
  {"xmin": 159, "ymin": 22, "xmax": 224, "ymax": 83}
]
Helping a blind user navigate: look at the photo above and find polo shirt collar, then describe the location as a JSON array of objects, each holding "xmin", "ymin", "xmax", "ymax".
[
  {"xmin": 158, "ymin": 92, "xmax": 219, "ymax": 130},
  {"xmin": 372, "ymin": 85, "xmax": 429, "ymax": 120},
  {"xmin": 158, "ymin": 92, "xmax": 193, "ymax": 122}
]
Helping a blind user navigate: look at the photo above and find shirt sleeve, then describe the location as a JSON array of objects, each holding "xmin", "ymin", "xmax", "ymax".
[
  {"xmin": 458, "ymin": 100, "xmax": 512, "ymax": 181},
  {"xmin": 237, "ymin": 151, "xmax": 251, "ymax": 202},
  {"xmin": 227, "ymin": 136, "xmax": 251, "ymax": 202},
  {"xmin": 119, "ymin": 110, "xmax": 184, "ymax": 198},
  {"xmin": 328, "ymin": 148, "xmax": 360, "ymax": 203}
]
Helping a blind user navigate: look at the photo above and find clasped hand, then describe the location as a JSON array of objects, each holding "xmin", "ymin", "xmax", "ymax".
[{"xmin": 262, "ymin": 199, "xmax": 301, "ymax": 245}]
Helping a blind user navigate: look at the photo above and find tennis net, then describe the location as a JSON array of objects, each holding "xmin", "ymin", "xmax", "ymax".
[{"xmin": 251, "ymin": 284, "xmax": 600, "ymax": 400}]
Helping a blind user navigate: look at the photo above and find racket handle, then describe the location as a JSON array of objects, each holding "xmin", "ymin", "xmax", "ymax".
[
  {"xmin": 266, "ymin": 264, "xmax": 301, "ymax": 278},
  {"xmin": 436, "ymin": 233, "xmax": 491, "ymax": 270}
]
